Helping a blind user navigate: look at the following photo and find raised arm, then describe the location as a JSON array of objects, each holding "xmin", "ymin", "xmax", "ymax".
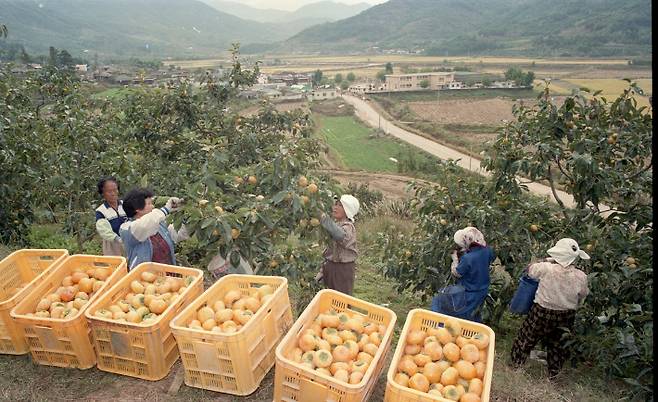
[
  {"xmin": 128, "ymin": 207, "xmax": 169, "ymax": 242},
  {"xmin": 320, "ymin": 214, "xmax": 347, "ymax": 241}
]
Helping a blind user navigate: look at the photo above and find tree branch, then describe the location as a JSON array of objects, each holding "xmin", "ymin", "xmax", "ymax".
[
  {"xmin": 628, "ymin": 161, "xmax": 652, "ymax": 180},
  {"xmin": 547, "ymin": 166, "xmax": 566, "ymax": 210},
  {"xmin": 555, "ymin": 157, "xmax": 573, "ymax": 181}
]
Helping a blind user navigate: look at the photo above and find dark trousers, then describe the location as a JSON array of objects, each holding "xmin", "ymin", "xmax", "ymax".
[
  {"xmin": 322, "ymin": 260, "xmax": 355, "ymax": 295},
  {"xmin": 511, "ymin": 303, "xmax": 576, "ymax": 377}
]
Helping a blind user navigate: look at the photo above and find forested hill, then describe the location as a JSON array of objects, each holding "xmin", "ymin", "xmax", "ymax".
[
  {"xmin": 0, "ymin": 0, "xmax": 293, "ymax": 58},
  {"xmin": 279, "ymin": 0, "xmax": 652, "ymax": 57}
]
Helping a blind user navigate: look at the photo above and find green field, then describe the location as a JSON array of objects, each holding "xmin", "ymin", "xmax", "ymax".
[{"xmin": 316, "ymin": 115, "xmax": 435, "ymax": 172}]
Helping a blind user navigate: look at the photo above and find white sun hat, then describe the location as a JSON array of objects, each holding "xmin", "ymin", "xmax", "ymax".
[
  {"xmin": 547, "ymin": 238, "xmax": 590, "ymax": 267},
  {"xmin": 339, "ymin": 194, "xmax": 360, "ymax": 221}
]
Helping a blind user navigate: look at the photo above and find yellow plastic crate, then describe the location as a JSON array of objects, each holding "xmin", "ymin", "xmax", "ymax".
[
  {"xmin": 85, "ymin": 262, "xmax": 204, "ymax": 381},
  {"xmin": 170, "ymin": 274, "xmax": 293, "ymax": 395},
  {"xmin": 273, "ymin": 289, "xmax": 397, "ymax": 402},
  {"xmin": 0, "ymin": 249, "xmax": 69, "ymax": 354},
  {"xmin": 10, "ymin": 255, "xmax": 127, "ymax": 368},
  {"xmin": 384, "ymin": 309, "xmax": 496, "ymax": 402}
]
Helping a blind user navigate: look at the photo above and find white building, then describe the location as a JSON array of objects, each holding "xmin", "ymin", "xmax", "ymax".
[
  {"xmin": 491, "ymin": 80, "xmax": 516, "ymax": 88},
  {"xmin": 311, "ymin": 89, "xmax": 338, "ymax": 100},
  {"xmin": 348, "ymin": 84, "xmax": 370, "ymax": 95},
  {"xmin": 385, "ymin": 72, "xmax": 454, "ymax": 91},
  {"xmin": 445, "ymin": 81, "xmax": 464, "ymax": 89}
]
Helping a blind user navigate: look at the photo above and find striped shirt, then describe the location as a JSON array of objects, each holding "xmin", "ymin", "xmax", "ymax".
[{"xmin": 95, "ymin": 201, "xmax": 127, "ymax": 238}]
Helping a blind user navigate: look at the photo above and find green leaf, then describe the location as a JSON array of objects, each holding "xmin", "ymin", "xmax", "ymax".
[{"xmin": 200, "ymin": 217, "xmax": 214, "ymax": 229}]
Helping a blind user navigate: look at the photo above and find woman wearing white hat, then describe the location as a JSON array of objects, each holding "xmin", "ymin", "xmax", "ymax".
[
  {"xmin": 510, "ymin": 238, "xmax": 590, "ymax": 378},
  {"xmin": 317, "ymin": 194, "xmax": 360, "ymax": 295}
]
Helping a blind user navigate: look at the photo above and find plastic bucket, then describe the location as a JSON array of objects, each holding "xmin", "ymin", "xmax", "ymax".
[
  {"xmin": 430, "ymin": 284, "xmax": 466, "ymax": 315},
  {"xmin": 509, "ymin": 274, "xmax": 539, "ymax": 314}
]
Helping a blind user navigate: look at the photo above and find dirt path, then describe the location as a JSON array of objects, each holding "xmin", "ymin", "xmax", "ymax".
[
  {"xmin": 342, "ymin": 94, "xmax": 581, "ymax": 209},
  {"xmin": 315, "ymin": 169, "xmax": 438, "ymax": 200}
]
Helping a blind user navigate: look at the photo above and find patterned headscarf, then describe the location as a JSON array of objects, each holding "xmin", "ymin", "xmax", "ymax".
[{"xmin": 453, "ymin": 226, "xmax": 486, "ymax": 249}]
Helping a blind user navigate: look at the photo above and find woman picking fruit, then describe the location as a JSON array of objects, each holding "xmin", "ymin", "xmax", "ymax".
[
  {"xmin": 510, "ymin": 238, "xmax": 590, "ymax": 379},
  {"xmin": 119, "ymin": 188, "xmax": 189, "ymax": 270},
  {"xmin": 316, "ymin": 194, "xmax": 360, "ymax": 295},
  {"xmin": 433, "ymin": 227, "xmax": 495, "ymax": 322}
]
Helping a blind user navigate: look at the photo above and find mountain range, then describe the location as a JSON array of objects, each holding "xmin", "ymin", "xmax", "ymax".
[
  {"xmin": 198, "ymin": 0, "xmax": 370, "ymax": 23},
  {"xmin": 0, "ymin": 0, "xmax": 651, "ymax": 59},
  {"xmin": 0, "ymin": 0, "xmax": 370, "ymax": 58}
]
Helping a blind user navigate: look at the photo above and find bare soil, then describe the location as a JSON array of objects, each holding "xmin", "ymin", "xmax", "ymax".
[
  {"xmin": 408, "ymin": 98, "xmax": 518, "ymax": 126},
  {"xmin": 318, "ymin": 169, "xmax": 421, "ymax": 201}
]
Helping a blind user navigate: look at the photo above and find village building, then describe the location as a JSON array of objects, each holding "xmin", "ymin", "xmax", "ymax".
[
  {"xmin": 311, "ymin": 88, "xmax": 338, "ymax": 101},
  {"xmin": 491, "ymin": 80, "xmax": 516, "ymax": 88},
  {"xmin": 384, "ymin": 72, "xmax": 455, "ymax": 91},
  {"xmin": 445, "ymin": 81, "xmax": 464, "ymax": 89},
  {"xmin": 268, "ymin": 72, "xmax": 312, "ymax": 86}
]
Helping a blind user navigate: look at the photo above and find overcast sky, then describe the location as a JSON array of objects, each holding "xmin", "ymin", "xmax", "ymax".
[{"xmin": 236, "ymin": 0, "xmax": 388, "ymax": 11}]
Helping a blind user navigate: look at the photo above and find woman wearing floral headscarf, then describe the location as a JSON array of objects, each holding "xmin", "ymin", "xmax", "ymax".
[
  {"xmin": 510, "ymin": 238, "xmax": 590, "ymax": 378},
  {"xmin": 445, "ymin": 226, "xmax": 495, "ymax": 322}
]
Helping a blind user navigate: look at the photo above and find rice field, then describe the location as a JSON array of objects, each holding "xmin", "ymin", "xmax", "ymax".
[
  {"xmin": 565, "ymin": 78, "xmax": 652, "ymax": 96},
  {"xmin": 532, "ymin": 79, "xmax": 651, "ymax": 108}
]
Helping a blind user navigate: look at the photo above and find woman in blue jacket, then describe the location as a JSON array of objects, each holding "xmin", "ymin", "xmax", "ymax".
[
  {"xmin": 433, "ymin": 226, "xmax": 495, "ymax": 322},
  {"xmin": 119, "ymin": 188, "xmax": 188, "ymax": 270}
]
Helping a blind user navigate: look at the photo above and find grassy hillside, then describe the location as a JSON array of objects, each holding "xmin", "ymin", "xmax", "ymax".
[
  {"xmin": 0, "ymin": 0, "xmax": 288, "ymax": 58},
  {"xmin": 280, "ymin": 0, "xmax": 652, "ymax": 57}
]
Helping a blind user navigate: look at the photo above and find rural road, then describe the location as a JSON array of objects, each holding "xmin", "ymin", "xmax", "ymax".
[{"xmin": 342, "ymin": 94, "xmax": 579, "ymax": 209}]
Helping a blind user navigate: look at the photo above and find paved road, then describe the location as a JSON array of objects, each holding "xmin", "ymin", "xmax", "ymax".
[{"xmin": 342, "ymin": 94, "xmax": 579, "ymax": 208}]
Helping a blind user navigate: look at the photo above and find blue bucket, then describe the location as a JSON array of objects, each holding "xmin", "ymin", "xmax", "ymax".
[
  {"xmin": 509, "ymin": 274, "xmax": 539, "ymax": 314},
  {"xmin": 431, "ymin": 284, "xmax": 466, "ymax": 315}
]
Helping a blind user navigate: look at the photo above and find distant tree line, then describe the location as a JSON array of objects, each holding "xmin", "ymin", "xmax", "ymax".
[
  {"xmin": 504, "ymin": 67, "xmax": 535, "ymax": 87},
  {"xmin": 0, "ymin": 42, "xmax": 87, "ymax": 68}
]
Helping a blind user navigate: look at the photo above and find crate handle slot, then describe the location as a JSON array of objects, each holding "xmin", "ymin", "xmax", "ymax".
[
  {"xmin": 346, "ymin": 304, "xmax": 369, "ymax": 317},
  {"xmin": 39, "ymin": 256, "xmax": 55, "ymax": 261},
  {"xmin": 93, "ymin": 262, "xmax": 110, "ymax": 267}
]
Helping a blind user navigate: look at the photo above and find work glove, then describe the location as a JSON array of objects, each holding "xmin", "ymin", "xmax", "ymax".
[{"xmin": 165, "ymin": 197, "xmax": 184, "ymax": 212}]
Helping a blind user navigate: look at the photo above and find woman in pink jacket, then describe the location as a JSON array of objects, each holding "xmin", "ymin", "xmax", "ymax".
[{"xmin": 510, "ymin": 238, "xmax": 590, "ymax": 378}]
